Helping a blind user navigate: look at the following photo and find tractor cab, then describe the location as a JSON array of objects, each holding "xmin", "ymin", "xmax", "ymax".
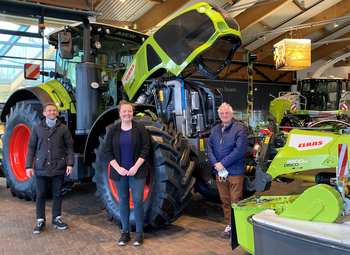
[
  {"xmin": 46, "ymin": 22, "xmax": 148, "ymax": 108},
  {"xmin": 299, "ymin": 77, "xmax": 350, "ymax": 111}
]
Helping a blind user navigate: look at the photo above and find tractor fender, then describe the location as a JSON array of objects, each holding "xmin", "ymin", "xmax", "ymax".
[
  {"xmin": 1, "ymin": 87, "xmax": 53, "ymax": 122},
  {"xmin": 84, "ymin": 103, "xmax": 156, "ymax": 167},
  {"xmin": 1, "ymin": 80, "xmax": 73, "ymax": 122}
]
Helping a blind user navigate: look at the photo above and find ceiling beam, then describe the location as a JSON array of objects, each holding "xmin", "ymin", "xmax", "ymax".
[
  {"xmin": 258, "ymin": 20, "xmax": 273, "ymax": 31},
  {"xmin": 140, "ymin": 0, "xmax": 163, "ymax": 4},
  {"xmin": 96, "ymin": 20, "xmax": 133, "ymax": 28},
  {"xmin": 314, "ymin": 21, "xmax": 350, "ymax": 42},
  {"xmin": 92, "ymin": 0, "xmax": 103, "ymax": 10},
  {"xmin": 134, "ymin": 0, "xmax": 190, "ymax": 33},
  {"xmin": 252, "ymin": 0, "xmax": 350, "ymax": 61},
  {"xmin": 0, "ymin": 15, "xmax": 75, "ymax": 28},
  {"xmin": 22, "ymin": 0, "xmax": 91, "ymax": 11},
  {"xmin": 311, "ymin": 31, "xmax": 350, "ymax": 63},
  {"xmin": 234, "ymin": 0, "xmax": 289, "ymax": 31}
]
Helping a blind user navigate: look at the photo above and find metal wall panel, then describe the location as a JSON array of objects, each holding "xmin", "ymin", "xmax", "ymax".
[
  {"xmin": 262, "ymin": 2, "xmax": 301, "ymax": 29},
  {"xmin": 96, "ymin": 0, "xmax": 154, "ymax": 22}
]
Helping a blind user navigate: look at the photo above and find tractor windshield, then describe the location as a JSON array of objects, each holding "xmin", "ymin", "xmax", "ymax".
[
  {"xmin": 55, "ymin": 36, "xmax": 141, "ymax": 92},
  {"xmin": 301, "ymin": 81, "xmax": 339, "ymax": 111}
]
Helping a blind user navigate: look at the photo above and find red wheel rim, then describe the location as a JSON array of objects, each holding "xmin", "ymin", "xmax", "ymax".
[
  {"xmin": 9, "ymin": 124, "xmax": 31, "ymax": 181},
  {"xmin": 283, "ymin": 122, "xmax": 291, "ymax": 133},
  {"xmin": 198, "ymin": 168, "xmax": 205, "ymax": 180},
  {"xmin": 108, "ymin": 161, "xmax": 151, "ymax": 209}
]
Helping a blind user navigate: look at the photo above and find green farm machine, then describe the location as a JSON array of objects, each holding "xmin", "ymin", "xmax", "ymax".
[
  {"xmin": 269, "ymin": 77, "xmax": 350, "ymax": 132},
  {"xmin": 0, "ymin": 3, "xmax": 244, "ymax": 229},
  {"xmin": 232, "ymin": 127, "xmax": 350, "ymax": 254},
  {"xmin": 234, "ymin": 76, "xmax": 350, "ymax": 254}
]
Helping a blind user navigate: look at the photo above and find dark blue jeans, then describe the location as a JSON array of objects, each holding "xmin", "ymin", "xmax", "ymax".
[
  {"xmin": 36, "ymin": 174, "xmax": 64, "ymax": 221},
  {"xmin": 114, "ymin": 176, "xmax": 146, "ymax": 232}
]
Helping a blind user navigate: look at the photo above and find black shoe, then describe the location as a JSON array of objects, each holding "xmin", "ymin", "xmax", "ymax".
[
  {"xmin": 33, "ymin": 220, "xmax": 45, "ymax": 234},
  {"xmin": 118, "ymin": 231, "xmax": 130, "ymax": 246},
  {"xmin": 52, "ymin": 217, "xmax": 68, "ymax": 230},
  {"xmin": 133, "ymin": 231, "xmax": 144, "ymax": 246}
]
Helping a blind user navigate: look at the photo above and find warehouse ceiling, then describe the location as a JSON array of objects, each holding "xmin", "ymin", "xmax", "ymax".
[{"xmin": 1, "ymin": 0, "xmax": 350, "ymax": 71}]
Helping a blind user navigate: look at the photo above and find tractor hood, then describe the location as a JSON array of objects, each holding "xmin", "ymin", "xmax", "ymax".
[{"xmin": 122, "ymin": 2, "xmax": 242, "ymax": 100}]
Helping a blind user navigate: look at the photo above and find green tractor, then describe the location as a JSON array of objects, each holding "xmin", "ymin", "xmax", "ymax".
[
  {"xmin": 1, "ymin": 3, "xmax": 244, "ymax": 229},
  {"xmin": 269, "ymin": 77, "xmax": 350, "ymax": 132}
]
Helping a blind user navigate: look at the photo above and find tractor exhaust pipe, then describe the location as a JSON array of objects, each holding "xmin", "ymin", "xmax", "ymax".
[{"xmin": 75, "ymin": 18, "xmax": 102, "ymax": 135}]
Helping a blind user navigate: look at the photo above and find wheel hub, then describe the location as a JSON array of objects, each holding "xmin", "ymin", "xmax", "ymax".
[
  {"xmin": 283, "ymin": 122, "xmax": 291, "ymax": 133},
  {"xmin": 9, "ymin": 124, "xmax": 31, "ymax": 181}
]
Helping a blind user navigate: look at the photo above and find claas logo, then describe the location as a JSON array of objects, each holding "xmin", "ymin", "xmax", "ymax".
[
  {"xmin": 125, "ymin": 63, "xmax": 135, "ymax": 82},
  {"xmin": 298, "ymin": 141, "xmax": 323, "ymax": 148}
]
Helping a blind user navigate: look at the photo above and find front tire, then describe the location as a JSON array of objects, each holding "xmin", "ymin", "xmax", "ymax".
[
  {"xmin": 2, "ymin": 102, "xmax": 42, "ymax": 201},
  {"xmin": 92, "ymin": 116, "xmax": 197, "ymax": 229}
]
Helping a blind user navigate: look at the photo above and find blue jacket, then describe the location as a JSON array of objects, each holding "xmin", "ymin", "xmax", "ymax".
[{"xmin": 207, "ymin": 119, "xmax": 247, "ymax": 176}]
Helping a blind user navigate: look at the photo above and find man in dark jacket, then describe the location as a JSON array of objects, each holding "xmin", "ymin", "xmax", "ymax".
[
  {"xmin": 25, "ymin": 102, "xmax": 74, "ymax": 234},
  {"xmin": 207, "ymin": 102, "xmax": 247, "ymax": 239}
]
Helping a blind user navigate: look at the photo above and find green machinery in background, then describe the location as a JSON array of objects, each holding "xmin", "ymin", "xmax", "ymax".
[{"xmin": 269, "ymin": 77, "xmax": 350, "ymax": 132}]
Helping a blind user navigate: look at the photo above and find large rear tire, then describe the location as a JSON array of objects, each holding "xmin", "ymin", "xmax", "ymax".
[
  {"xmin": 92, "ymin": 116, "xmax": 197, "ymax": 229},
  {"xmin": 2, "ymin": 102, "xmax": 42, "ymax": 201}
]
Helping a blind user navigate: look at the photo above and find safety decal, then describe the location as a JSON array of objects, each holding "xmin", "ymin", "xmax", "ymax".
[{"xmin": 337, "ymin": 144, "xmax": 349, "ymax": 177}]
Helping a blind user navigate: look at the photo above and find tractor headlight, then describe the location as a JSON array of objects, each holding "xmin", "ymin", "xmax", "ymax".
[
  {"xmin": 91, "ymin": 82, "xmax": 99, "ymax": 89},
  {"xmin": 102, "ymin": 75, "xmax": 109, "ymax": 82}
]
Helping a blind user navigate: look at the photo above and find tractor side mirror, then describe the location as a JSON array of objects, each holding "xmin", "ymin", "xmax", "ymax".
[{"xmin": 58, "ymin": 31, "xmax": 73, "ymax": 59}]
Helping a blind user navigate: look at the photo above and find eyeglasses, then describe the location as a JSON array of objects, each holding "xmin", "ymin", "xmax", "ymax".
[{"xmin": 219, "ymin": 112, "xmax": 232, "ymax": 115}]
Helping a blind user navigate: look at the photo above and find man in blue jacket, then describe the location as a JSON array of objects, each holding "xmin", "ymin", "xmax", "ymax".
[
  {"xmin": 26, "ymin": 102, "xmax": 74, "ymax": 234},
  {"xmin": 207, "ymin": 102, "xmax": 247, "ymax": 239}
]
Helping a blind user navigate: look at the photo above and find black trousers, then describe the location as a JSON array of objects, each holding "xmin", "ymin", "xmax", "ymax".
[{"xmin": 36, "ymin": 174, "xmax": 64, "ymax": 221}]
